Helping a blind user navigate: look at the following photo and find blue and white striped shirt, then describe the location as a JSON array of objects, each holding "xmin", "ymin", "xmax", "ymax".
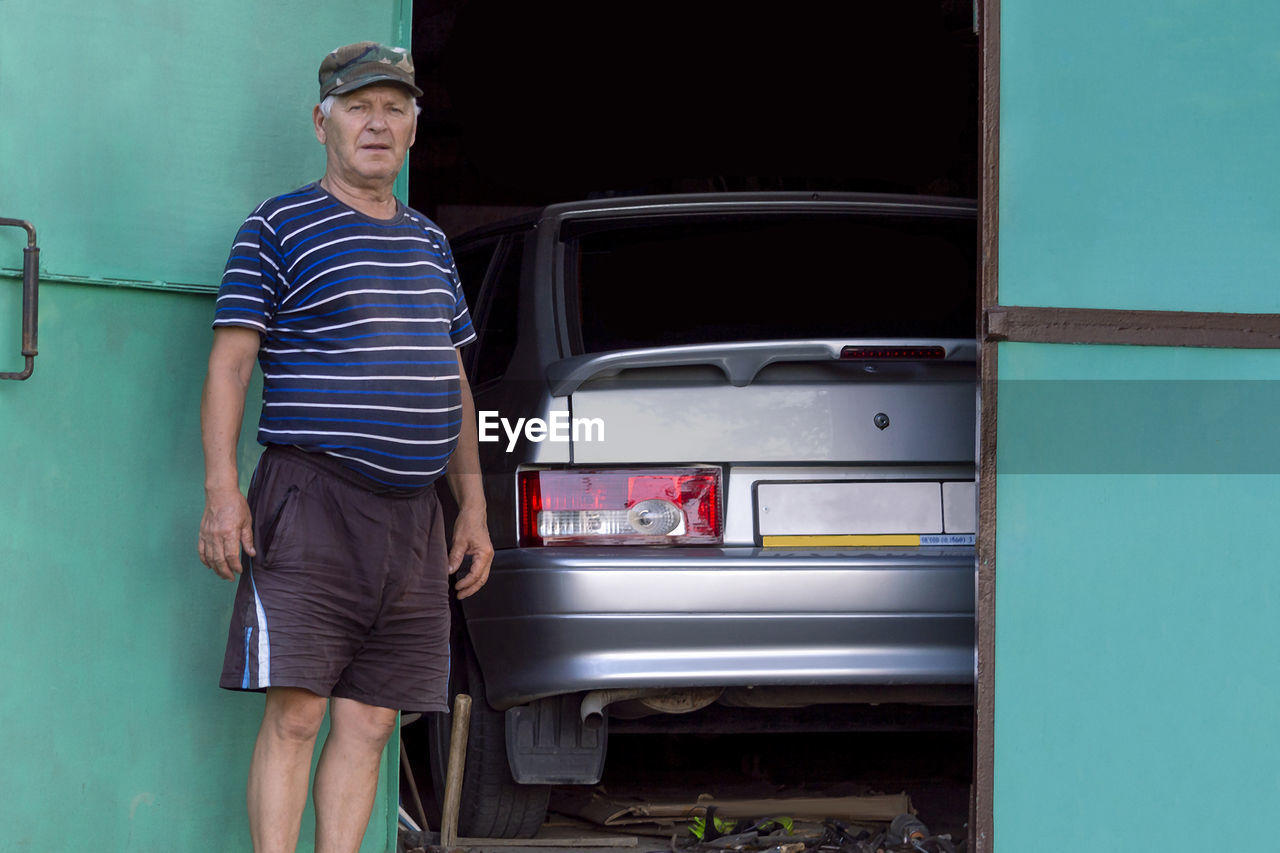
[{"xmin": 213, "ymin": 183, "xmax": 476, "ymax": 490}]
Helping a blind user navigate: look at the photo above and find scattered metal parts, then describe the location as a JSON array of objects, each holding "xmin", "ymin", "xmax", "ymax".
[{"xmin": 673, "ymin": 813, "xmax": 958, "ymax": 853}]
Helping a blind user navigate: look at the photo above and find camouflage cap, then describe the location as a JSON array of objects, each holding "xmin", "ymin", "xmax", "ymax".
[{"xmin": 318, "ymin": 41, "xmax": 424, "ymax": 100}]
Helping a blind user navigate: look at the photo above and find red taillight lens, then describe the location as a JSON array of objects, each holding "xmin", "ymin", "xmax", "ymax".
[
  {"xmin": 840, "ymin": 345, "xmax": 946, "ymax": 360},
  {"xmin": 517, "ymin": 467, "xmax": 722, "ymax": 546}
]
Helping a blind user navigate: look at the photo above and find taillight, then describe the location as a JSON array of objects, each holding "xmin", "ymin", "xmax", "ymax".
[{"xmin": 518, "ymin": 467, "xmax": 722, "ymax": 546}]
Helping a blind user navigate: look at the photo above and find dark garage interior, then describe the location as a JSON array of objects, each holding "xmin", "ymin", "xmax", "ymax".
[
  {"xmin": 408, "ymin": 0, "xmax": 978, "ymax": 233},
  {"xmin": 402, "ymin": 0, "xmax": 980, "ymax": 848}
]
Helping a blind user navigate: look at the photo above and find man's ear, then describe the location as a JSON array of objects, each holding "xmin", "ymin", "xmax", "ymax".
[{"xmin": 313, "ymin": 104, "xmax": 327, "ymax": 144}]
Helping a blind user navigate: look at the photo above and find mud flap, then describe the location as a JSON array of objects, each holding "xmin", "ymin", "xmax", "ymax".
[{"xmin": 505, "ymin": 695, "xmax": 608, "ymax": 784}]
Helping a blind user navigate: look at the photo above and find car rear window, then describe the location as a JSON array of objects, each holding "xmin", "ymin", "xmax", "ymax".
[{"xmin": 569, "ymin": 213, "xmax": 976, "ymax": 353}]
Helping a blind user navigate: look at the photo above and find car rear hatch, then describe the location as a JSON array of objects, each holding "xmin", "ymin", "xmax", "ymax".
[{"xmin": 541, "ymin": 201, "xmax": 977, "ymax": 548}]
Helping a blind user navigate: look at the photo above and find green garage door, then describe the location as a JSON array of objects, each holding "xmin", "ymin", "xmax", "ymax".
[
  {"xmin": 0, "ymin": 2, "xmax": 411, "ymax": 850},
  {"xmin": 986, "ymin": 3, "xmax": 1280, "ymax": 851}
]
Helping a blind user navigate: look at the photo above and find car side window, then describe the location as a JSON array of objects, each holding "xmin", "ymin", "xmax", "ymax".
[
  {"xmin": 453, "ymin": 238, "xmax": 500, "ymax": 313},
  {"xmin": 472, "ymin": 233, "xmax": 525, "ymax": 386}
]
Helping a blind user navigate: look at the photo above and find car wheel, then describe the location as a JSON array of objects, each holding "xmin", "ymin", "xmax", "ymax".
[{"xmin": 426, "ymin": 637, "xmax": 550, "ymax": 839}]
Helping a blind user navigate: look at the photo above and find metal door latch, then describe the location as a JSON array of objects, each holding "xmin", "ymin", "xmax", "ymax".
[{"xmin": 0, "ymin": 218, "xmax": 39, "ymax": 381}]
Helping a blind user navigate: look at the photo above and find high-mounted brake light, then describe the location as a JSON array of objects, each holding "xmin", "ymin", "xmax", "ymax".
[
  {"xmin": 840, "ymin": 346, "xmax": 946, "ymax": 360},
  {"xmin": 518, "ymin": 467, "xmax": 722, "ymax": 546}
]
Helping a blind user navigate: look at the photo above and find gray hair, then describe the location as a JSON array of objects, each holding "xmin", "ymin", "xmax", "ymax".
[{"xmin": 319, "ymin": 93, "xmax": 422, "ymax": 118}]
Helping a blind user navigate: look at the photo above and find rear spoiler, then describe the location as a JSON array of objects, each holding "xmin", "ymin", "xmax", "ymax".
[{"xmin": 546, "ymin": 339, "xmax": 976, "ymax": 397}]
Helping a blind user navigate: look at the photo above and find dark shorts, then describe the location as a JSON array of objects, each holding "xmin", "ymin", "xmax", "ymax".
[{"xmin": 220, "ymin": 446, "xmax": 451, "ymax": 712}]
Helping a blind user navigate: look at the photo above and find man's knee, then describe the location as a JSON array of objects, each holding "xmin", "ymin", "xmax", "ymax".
[
  {"xmin": 329, "ymin": 698, "xmax": 398, "ymax": 749},
  {"xmin": 262, "ymin": 687, "xmax": 329, "ymax": 743}
]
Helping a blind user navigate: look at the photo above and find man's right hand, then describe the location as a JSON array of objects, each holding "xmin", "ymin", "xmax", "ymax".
[
  {"xmin": 198, "ymin": 326, "xmax": 261, "ymax": 581},
  {"xmin": 198, "ymin": 487, "xmax": 256, "ymax": 580}
]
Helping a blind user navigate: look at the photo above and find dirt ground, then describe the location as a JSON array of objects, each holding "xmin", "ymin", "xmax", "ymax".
[{"xmin": 593, "ymin": 729, "xmax": 972, "ymax": 842}]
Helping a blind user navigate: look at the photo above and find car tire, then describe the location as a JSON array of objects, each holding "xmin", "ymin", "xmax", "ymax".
[{"xmin": 426, "ymin": 637, "xmax": 550, "ymax": 839}]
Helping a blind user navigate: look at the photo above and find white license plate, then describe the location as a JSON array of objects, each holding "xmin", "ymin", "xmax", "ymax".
[{"xmin": 757, "ymin": 481, "xmax": 943, "ymax": 536}]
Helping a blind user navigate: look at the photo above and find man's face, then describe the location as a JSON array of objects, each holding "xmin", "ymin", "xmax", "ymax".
[{"xmin": 314, "ymin": 84, "xmax": 417, "ymax": 189}]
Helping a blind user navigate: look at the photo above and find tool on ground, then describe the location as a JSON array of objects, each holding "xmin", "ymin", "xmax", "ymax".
[{"xmin": 439, "ymin": 693, "xmax": 472, "ymax": 850}]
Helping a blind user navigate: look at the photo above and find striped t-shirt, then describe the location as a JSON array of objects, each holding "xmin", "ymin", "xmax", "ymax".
[{"xmin": 213, "ymin": 182, "xmax": 475, "ymax": 491}]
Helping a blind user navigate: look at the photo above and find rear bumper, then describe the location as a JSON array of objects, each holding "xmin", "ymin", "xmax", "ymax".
[{"xmin": 461, "ymin": 546, "xmax": 975, "ymax": 709}]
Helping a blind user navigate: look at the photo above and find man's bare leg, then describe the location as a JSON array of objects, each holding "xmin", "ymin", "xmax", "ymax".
[
  {"xmin": 248, "ymin": 687, "xmax": 329, "ymax": 853},
  {"xmin": 313, "ymin": 697, "xmax": 399, "ymax": 853}
]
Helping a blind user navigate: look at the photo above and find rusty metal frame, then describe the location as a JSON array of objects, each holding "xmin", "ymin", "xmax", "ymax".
[
  {"xmin": 984, "ymin": 305, "xmax": 1280, "ymax": 348},
  {"xmin": 973, "ymin": 0, "xmax": 999, "ymax": 849}
]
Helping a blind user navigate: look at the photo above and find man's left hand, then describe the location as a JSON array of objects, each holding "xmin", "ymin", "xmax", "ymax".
[{"xmin": 448, "ymin": 506, "xmax": 494, "ymax": 599}]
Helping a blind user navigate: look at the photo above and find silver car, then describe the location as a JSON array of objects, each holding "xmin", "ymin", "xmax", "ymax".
[{"xmin": 411, "ymin": 193, "xmax": 976, "ymax": 838}]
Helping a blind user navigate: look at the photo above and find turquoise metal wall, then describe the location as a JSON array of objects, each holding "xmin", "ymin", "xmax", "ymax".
[
  {"xmin": 996, "ymin": 3, "xmax": 1280, "ymax": 851},
  {"xmin": 0, "ymin": 1, "xmax": 411, "ymax": 850},
  {"xmin": 1000, "ymin": 3, "xmax": 1280, "ymax": 313}
]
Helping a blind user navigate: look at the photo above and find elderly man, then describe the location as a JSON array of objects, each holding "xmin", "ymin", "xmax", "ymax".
[{"xmin": 197, "ymin": 42, "xmax": 492, "ymax": 852}]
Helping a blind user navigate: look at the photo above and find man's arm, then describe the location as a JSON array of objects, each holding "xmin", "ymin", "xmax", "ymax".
[
  {"xmin": 197, "ymin": 326, "xmax": 262, "ymax": 580},
  {"xmin": 445, "ymin": 350, "xmax": 494, "ymax": 599}
]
